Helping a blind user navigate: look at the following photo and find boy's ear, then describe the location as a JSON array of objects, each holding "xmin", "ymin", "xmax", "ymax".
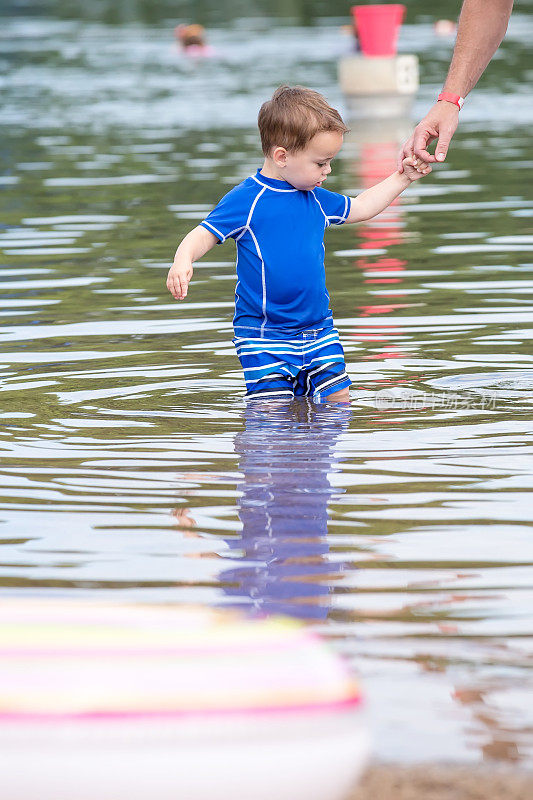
[{"xmin": 271, "ymin": 146, "xmax": 288, "ymax": 167}]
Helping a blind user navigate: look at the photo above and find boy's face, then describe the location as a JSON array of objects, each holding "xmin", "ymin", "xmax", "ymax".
[{"xmin": 276, "ymin": 131, "xmax": 344, "ymax": 191}]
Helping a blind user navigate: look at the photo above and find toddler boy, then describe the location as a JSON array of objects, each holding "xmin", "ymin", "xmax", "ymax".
[{"xmin": 167, "ymin": 85, "xmax": 430, "ymax": 403}]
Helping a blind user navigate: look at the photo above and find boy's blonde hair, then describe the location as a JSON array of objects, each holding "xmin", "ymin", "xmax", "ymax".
[{"xmin": 258, "ymin": 85, "xmax": 349, "ymax": 156}]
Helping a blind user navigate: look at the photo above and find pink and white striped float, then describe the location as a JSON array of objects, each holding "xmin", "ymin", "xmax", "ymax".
[{"xmin": 0, "ymin": 601, "xmax": 368, "ymax": 800}]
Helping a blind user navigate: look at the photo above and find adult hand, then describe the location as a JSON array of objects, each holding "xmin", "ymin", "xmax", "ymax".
[{"xmin": 397, "ymin": 101, "xmax": 459, "ymax": 172}]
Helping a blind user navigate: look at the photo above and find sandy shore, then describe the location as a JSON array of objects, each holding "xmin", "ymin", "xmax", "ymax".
[{"xmin": 349, "ymin": 763, "xmax": 532, "ymax": 800}]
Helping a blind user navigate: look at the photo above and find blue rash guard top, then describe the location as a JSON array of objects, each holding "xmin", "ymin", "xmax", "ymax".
[{"xmin": 199, "ymin": 169, "xmax": 351, "ymax": 339}]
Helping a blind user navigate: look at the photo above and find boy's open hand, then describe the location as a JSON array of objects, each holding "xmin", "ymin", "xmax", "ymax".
[
  {"xmin": 167, "ymin": 263, "xmax": 193, "ymax": 300},
  {"xmin": 402, "ymin": 155, "xmax": 432, "ymax": 182}
]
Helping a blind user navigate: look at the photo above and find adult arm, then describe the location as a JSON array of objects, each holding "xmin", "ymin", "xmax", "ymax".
[
  {"xmin": 398, "ymin": 0, "xmax": 514, "ymax": 171},
  {"xmin": 167, "ymin": 226, "xmax": 218, "ymax": 300}
]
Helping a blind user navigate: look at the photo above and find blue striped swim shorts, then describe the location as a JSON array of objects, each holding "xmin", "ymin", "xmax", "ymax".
[{"xmin": 233, "ymin": 326, "xmax": 351, "ymax": 401}]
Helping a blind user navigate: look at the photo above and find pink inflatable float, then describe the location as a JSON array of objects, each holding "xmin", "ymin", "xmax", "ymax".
[{"xmin": 0, "ymin": 601, "xmax": 368, "ymax": 800}]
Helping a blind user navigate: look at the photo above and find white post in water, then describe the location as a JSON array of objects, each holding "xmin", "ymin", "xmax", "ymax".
[{"xmin": 339, "ymin": 4, "xmax": 419, "ymax": 119}]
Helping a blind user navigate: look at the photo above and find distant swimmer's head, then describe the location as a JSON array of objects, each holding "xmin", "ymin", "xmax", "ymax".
[
  {"xmin": 175, "ymin": 23, "xmax": 206, "ymax": 49},
  {"xmin": 258, "ymin": 85, "xmax": 349, "ymax": 192}
]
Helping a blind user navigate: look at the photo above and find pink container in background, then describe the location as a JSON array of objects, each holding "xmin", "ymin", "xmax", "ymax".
[{"xmin": 352, "ymin": 4, "xmax": 406, "ymax": 57}]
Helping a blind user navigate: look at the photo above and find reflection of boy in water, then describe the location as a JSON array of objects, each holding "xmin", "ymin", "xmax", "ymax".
[{"xmin": 173, "ymin": 401, "xmax": 352, "ymax": 620}]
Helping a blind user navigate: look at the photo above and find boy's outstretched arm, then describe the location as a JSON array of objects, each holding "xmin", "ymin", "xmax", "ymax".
[
  {"xmin": 167, "ymin": 226, "xmax": 218, "ymax": 300},
  {"xmin": 346, "ymin": 156, "xmax": 431, "ymax": 224}
]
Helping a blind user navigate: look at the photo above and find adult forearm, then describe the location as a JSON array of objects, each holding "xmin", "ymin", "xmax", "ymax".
[
  {"xmin": 444, "ymin": 0, "xmax": 513, "ymax": 97},
  {"xmin": 350, "ymin": 172, "xmax": 410, "ymax": 222}
]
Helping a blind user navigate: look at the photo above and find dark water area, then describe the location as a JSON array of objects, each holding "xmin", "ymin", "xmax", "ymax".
[
  {"xmin": 1, "ymin": 0, "xmax": 467, "ymax": 26},
  {"xmin": 1, "ymin": 4, "xmax": 533, "ymax": 765}
]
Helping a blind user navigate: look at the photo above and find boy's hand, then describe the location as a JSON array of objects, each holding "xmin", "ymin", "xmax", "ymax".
[
  {"xmin": 401, "ymin": 155, "xmax": 432, "ymax": 182},
  {"xmin": 167, "ymin": 262, "xmax": 193, "ymax": 300}
]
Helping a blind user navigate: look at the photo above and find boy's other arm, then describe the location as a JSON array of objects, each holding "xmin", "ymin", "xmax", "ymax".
[
  {"xmin": 346, "ymin": 156, "xmax": 430, "ymax": 224},
  {"xmin": 167, "ymin": 225, "xmax": 218, "ymax": 300}
]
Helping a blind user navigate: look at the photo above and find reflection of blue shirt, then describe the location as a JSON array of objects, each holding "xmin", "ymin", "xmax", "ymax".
[
  {"xmin": 218, "ymin": 402, "xmax": 353, "ymax": 620},
  {"xmin": 200, "ymin": 170, "xmax": 350, "ymax": 338}
]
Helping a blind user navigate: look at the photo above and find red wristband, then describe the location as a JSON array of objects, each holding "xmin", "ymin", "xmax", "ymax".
[{"xmin": 437, "ymin": 91, "xmax": 464, "ymax": 109}]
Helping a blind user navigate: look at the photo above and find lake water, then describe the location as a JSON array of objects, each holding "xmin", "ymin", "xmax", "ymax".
[{"xmin": 1, "ymin": 6, "xmax": 532, "ymax": 765}]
